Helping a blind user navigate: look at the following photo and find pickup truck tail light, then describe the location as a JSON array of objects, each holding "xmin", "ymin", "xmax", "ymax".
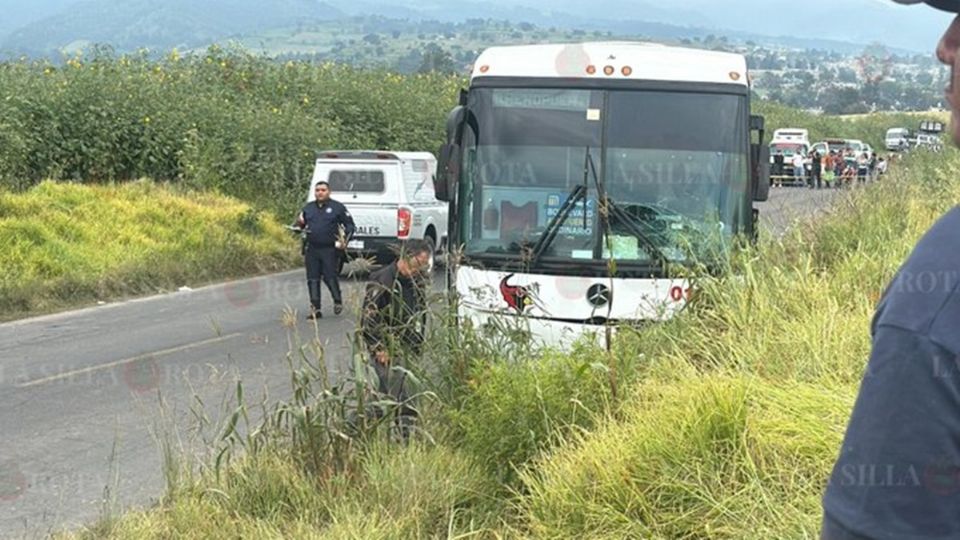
[{"xmin": 397, "ymin": 207, "xmax": 412, "ymax": 238}]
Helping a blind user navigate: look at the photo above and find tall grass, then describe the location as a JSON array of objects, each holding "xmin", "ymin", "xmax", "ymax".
[
  {"xmin": 510, "ymin": 149, "xmax": 960, "ymax": 538},
  {"xmin": 70, "ymin": 443, "xmax": 497, "ymax": 540},
  {"xmin": 518, "ymin": 376, "xmax": 853, "ymax": 539},
  {"xmin": 0, "ymin": 179, "xmax": 298, "ymax": 319},
  {"xmin": 450, "ymin": 349, "xmax": 618, "ymax": 487}
]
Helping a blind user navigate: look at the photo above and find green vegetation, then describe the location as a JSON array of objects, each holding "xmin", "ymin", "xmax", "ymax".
[
  {"xmin": 68, "ymin": 444, "xmax": 495, "ymax": 539},
  {"xmin": 0, "ymin": 48, "xmax": 928, "ymax": 219},
  {"xmin": 520, "ymin": 377, "xmax": 851, "ymax": 538},
  {"xmin": 0, "ymin": 48, "xmax": 462, "ymax": 216},
  {"xmin": 58, "ymin": 147, "xmax": 960, "ymax": 538},
  {"xmin": 0, "ymin": 49, "xmax": 461, "ymax": 321},
  {"xmin": 512, "ymin": 148, "xmax": 956, "ymax": 538},
  {"xmin": 0, "ymin": 180, "xmax": 298, "ymax": 320},
  {"xmin": 749, "ymin": 44, "xmax": 946, "ymax": 114},
  {"xmin": 452, "ymin": 349, "xmax": 619, "ymax": 487}
]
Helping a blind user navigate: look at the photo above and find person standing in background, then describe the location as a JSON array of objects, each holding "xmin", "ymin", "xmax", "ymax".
[
  {"xmin": 792, "ymin": 152, "xmax": 805, "ymax": 186},
  {"xmin": 810, "ymin": 150, "xmax": 823, "ymax": 189},
  {"xmin": 295, "ymin": 181, "xmax": 356, "ymax": 319}
]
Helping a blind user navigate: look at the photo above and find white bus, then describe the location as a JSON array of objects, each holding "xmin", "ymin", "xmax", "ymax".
[{"xmin": 434, "ymin": 42, "xmax": 770, "ymax": 350}]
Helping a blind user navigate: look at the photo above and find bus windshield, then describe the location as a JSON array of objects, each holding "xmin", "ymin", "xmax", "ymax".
[{"xmin": 457, "ymin": 86, "xmax": 750, "ymax": 272}]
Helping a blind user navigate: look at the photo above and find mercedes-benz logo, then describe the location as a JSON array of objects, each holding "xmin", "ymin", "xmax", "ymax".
[{"xmin": 586, "ymin": 284, "xmax": 611, "ymax": 307}]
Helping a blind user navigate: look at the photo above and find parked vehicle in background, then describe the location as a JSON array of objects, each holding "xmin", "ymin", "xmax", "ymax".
[
  {"xmin": 914, "ymin": 120, "xmax": 945, "ymax": 152},
  {"xmin": 769, "ymin": 140, "xmax": 809, "ymax": 184},
  {"xmin": 771, "ymin": 128, "xmax": 810, "ymax": 146},
  {"xmin": 811, "ymin": 140, "xmax": 840, "ymax": 156},
  {"xmin": 885, "ymin": 127, "xmax": 912, "ymax": 151},
  {"xmin": 307, "ymin": 150, "xmax": 447, "ymax": 271},
  {"xmin": 918, "ymin": 120, "xmax": 945, "ymax": 134},
  {"xmin": 812, "ymin": 138, "xmax": 867, "ymax": 156},
  {"xmin": 914, "ymin": 133, "xmax": 943, "ymax": 152},
  {"xmin": 768, "ymin": 127, "xmax": 810, "ymax": 185},
  {"xmin": 846, "ymin": 139, "xmax": 868, "ymax": 156}
]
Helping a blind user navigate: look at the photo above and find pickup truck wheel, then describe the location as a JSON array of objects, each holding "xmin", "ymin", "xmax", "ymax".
[{"xmin": 424, "ymin": 235, "xmax": 437, "ymax": 273}]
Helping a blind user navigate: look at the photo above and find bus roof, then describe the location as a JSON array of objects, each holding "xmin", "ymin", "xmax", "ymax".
[{"xmin": 470, "ymin": 41, "xmax": 749, "ymax": 87}]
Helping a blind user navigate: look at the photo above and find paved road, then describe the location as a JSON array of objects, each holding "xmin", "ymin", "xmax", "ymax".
[
  {"xmin": 756, "ymin": 183, "xmax": 845, "ymax": 237},
  {"xmin": 0, "ymin": 186, "xmax": 840, "ymax": 539},
  {"xmin": 0, "ymin": 270, "xmax": 404, "ymax": 539}
]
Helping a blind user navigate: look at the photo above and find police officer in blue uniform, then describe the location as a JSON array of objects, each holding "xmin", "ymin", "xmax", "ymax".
[
  {"xmin": 296, "ymin": 181, "xmax": 356, "ymax": 319},
  {"xmin": 822, "ymin": 2, "xmax": 960, "ymax": 538}
]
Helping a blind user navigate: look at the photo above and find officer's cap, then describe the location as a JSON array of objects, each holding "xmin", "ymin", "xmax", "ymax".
[{"xmin": 893, "ymin": 0, "xmax": 960, "ymax": 12}]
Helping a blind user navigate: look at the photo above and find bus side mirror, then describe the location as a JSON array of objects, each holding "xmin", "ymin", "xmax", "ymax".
[
  {"xmin": 436, "ymin": 105, "xmax": 467, "ymax": 203},
  {"xmin": 749, "ymin": 114, "xmax": 769, "ymax": 202},
  {"xmin": 445, "ymin": 105, "xmax": 466, "ymax": 145},
  {"xmin": 436, "ymin": 143, "xmax": 460, "ymax": 202},
  {"xmin": 753, "ymin": 143, "xmax": 770, "ymax": 202}
]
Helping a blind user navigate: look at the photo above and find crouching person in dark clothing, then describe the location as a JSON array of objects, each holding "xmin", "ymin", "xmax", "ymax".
[{"xmin": 359, "ymin": 239, "xmax": 433, "ymax": 440}]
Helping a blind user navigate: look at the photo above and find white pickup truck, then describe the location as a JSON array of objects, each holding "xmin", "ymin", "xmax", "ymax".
[{"xmin": 307, "ymin": 151, "xmax": 448, "ymax": 270}]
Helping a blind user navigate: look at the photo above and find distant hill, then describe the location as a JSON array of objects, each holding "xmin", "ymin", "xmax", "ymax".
[
  {"xmin": 1, "ymin": 0, "xmax": 342, "ymax": 56},
  {"xmin": 231, "ymin": 12, "xmax": 922, "ymax": 62}
]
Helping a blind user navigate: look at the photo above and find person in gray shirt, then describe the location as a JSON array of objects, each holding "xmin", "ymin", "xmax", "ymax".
[{"xmin": 822, "ymin": 2, "xmax": 960, "ymax": 538}]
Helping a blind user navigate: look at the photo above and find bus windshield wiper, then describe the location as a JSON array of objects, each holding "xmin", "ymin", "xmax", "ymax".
[
  {"xmin": 604, "ymin": 196, "xmax": 670, "ymax": 269},
  {"xmin": 529, "ymin": 183, "xmax": 586, "ymax": 266},
  {"xmin": 582, "ymin": 148, "xmax": 668, "ymax": 270}
]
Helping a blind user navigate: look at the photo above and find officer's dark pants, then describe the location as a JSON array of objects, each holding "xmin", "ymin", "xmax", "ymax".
[
  {"xmin": 371, "ymin": 357, "xmax": 417, "ymax": 439},
  {"xmin": 304, "ymin": 245, "xmax": 342, "ymax": 311}
]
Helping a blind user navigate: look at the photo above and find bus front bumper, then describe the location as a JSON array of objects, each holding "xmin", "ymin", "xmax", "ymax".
[{"xmin": 458, "ymin": 306, "xmax": 623, "ymax": 351}]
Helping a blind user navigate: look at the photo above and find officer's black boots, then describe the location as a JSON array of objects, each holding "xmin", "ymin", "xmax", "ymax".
[{"xmin": 307, "ymin": 279, "xmax": 323, "ymax": 318}]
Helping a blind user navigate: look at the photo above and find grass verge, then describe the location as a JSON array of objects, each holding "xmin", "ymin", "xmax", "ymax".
[{"xmin": 0, "ymin": 179, "xmax": 299, "ymax": 321}]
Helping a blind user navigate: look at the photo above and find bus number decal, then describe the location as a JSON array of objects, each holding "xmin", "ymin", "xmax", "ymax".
[{"xmin": 670, "ymin": 286, "xmax": 692, "ymax": 302}]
